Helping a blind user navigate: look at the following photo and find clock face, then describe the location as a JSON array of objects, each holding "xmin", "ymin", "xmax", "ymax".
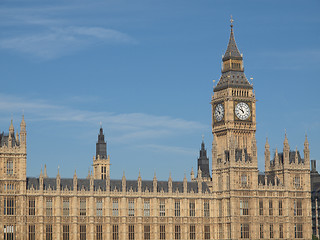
[
  {"xmin": 235, "ymin": 102, "xmax": 250, "ymax": 120},
  {"xmin": 215, "ymin": 103, "xmax": 224, "ymax": 122}
]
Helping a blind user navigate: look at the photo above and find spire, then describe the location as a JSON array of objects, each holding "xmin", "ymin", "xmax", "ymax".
[
  {"xmin": 96, "ymin": 126, "xmax": 107, "ymax": 159},
  {"xmin": 304, "ymin": 134, "xmax": 309, "ymax": 149},
  {"xmin": 44, "ymin": 164, "xmax": 48, "ymax": 178},
  {"xmin": 9, "ymin": 119, "xmax": 14, "ymax": 133},
  {"xmin": 20, "ymin": 115, "xmax": 26, "ymax": 129},
  {"xmin": 222, "ymin": 16, "xmax": 242, "ymax": 62},
  {"xmin": 214, "ymin": 17, "xmax": 252, "ymax": 92},
  {"xmin": 265, "ymin": 137, "xmax": 270, "ymax": 149},
  {"xmin": 284, "ymin": 130, "xmax": 289, "ymax": 146},
  {"xmin": 198, "ymin": 139, "xmax": 210, "ymax": 179}
]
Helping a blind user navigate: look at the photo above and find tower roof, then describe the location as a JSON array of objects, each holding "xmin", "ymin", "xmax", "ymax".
[
  {"xmin": 214, "ymin": 18, "xmax": 252, "ymax": 92},
  {"xmin": 96, "ymin": 127, "xmax": 107, "ymax": 159},
  {"xmin": 222, "ymin": 21, "xmax": 242, "ymax": 62}
]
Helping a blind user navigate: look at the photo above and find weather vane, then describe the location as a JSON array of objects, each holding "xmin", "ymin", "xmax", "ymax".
[{"xmin": 230, "ymin": 15, "xmax": 234, "ymax": 27}]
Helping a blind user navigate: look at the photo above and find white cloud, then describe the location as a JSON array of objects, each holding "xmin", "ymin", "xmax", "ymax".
[
  {"xmin": 0, "ymin": 94, "xmax": 207, "ymax": 143},
  {"xmin": 0, "ymin": 26, "xmax": 136, "ymax": 59}
]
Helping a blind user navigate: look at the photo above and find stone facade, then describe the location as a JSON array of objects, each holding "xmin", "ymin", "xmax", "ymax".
[
  {"xmin": 0, "ymin": 21, "xmax": 312, "ymax": 240},
  {"xmin": 311, "ymin": 160, "xmax": 320, "ymax": 237}
]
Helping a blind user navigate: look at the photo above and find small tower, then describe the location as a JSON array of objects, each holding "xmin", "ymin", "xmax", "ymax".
[
  {"xmin": 197, "ymin": 138, "xmax": 211, "ymax": 181},
  {"xmin": 93, "ymin": 127, "xmax": 110, "ymax": 179},
  {"xmin": 0, "ymin": 117, "xmax": 27, "ymax": 182}
]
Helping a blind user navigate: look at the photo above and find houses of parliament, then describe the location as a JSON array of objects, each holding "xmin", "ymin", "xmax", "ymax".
[{"xmin": 0, "ymin": 21, "xmax": 312, "ymax": 239}]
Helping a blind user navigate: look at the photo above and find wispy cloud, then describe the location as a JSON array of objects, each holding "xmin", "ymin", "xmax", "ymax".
[
  {"xmin": 0, "ymin": 94, "xmax": 206, "ymax": 143},
  {"xmin": 0, "ymin": 26, "xmax": 136, "ymax": 59}
]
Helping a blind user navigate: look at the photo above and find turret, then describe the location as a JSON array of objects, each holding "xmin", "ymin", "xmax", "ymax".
[
  {"xmin": 8, "ymin": 119, "xmax": 14, "ymax": 147},
  {"xmin": 183, "ymin": 174, "xmax": 187, "ymax": 193},
  {"xmin": 122, "ymin": 172, "xmax": 126, "ymax": 193},
  {"xmin": 137, "ymin": 171, "xmax": 142, "ymax": 193},
  {"xmin": 73, "ymin": 170, "xmax": 77, "ymax": 191},
  {"xmin": 153, "ymin": 172, "xmax": 157, "ymax": 193},
  {"xmin": 96, "ymin": 127, "xmax": 107, "ymax": 159},
  {"xmin": 283, "ymin": 132, "xmax": 290, "ymax": 165},
  {"xmin": 190, "ymin": 168, "xmax": 195, "ymax": 181},
  {"xmin": 56, "ymin": 168, "xmax": 61, "ymax": 191},
  {"xmin": 39, "ymin": 168, "xmax": 44, "ymax": 191},
  {"xmin": 168, "ymin": 173, "xmax": 172, "ymax": 193},
  {"xmin": 93, "ymin": 126, "xmax": 110, "ymax": 179},
  {"xmin": 20, "ymin": 115, "xmax": 26, "ymax": 149},
  {"xmin": 90, "ymin": 171, "xmax": 94, "ymax": 191},
  {"xmin": 197, "ymin": 139, "xmax": 210, "ymax": 179},
  {"xmin": 304, "ymin": 135, "xmax": 310, "ymax": 167},
  {"xmin": 265, "ymin": 138, "xmax": 270, "ymax": 171}
]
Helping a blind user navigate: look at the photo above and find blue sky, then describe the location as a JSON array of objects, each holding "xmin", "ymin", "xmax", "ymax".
[{"xmin": 0, "ymin": 0, "xmax": 319, "ymax": 180}]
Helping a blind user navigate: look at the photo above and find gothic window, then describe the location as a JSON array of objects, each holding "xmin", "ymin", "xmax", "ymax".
[
  {"xmin": 159, "ymin": 200, "xmax": 165, "ymax": 216},
  {"xmin": 240, "ymin": 199, "xmax": 249, "ymax": 215},
  {"xmin": 4, "ymin": 197, "xmax": 15, "ymax": 215},
  {"xmin": 259, "ymin": 200, "xmax": 263, "ymax": 215},
  {"xmin": 294, "ymin": 199, "xmax": 302, "ymax": 216},
  {"xmin": 260, "ymin": 224, "xmax": 264, "ymax": 238},
  {"xmin": 29, "ymin": 224, "xmax": 35, "ymax": 240},
  {"xmin": 29, "ymin": 198, "xmax": 35, "ymax": 216},
  {"xmin": 46, "ymin": 198, "xmax": 52, "ymax": 216},
  {"xmin": 63, "ymin": 225, "xmax": 69, "ymax": 240},
  {"xmin": 174, "ymin": 225, "xmax": 181, "ymax": 240},
  {"xmin": 159, "ymin": 225, "xmax": 165, "ymax": 240},
  {"xmin": 295, "ymin": 224, "xmax": 303, "ymax": 238},
  {"xmin": 144, "ymin": 199, "xmax": 150, "ymax": 217},
  {"xmin": 4, "ymin": 225, "xmax": 15, "ymax": 240},
  {"xmin": 80, "ymin": 225, "xmax": 86, "ymax": 240},
  {"xmin": 227, "ymin": 199, "xmax": 231, "ymax": 216},
  {"xmin": 240, "ymin": 223, "xmax": 249, "ymax": 239},
  {"xmin": 80, "ymin": 198, "xmax": 86, "ymax": 216},
  {"xmin": 227, "ymin": 223, "xmax": 231, "ymax": 239},
  {"xmin": 219, "ymin": 200, "xmax": 222, "ymax": 217},
  {"xmin": 189, "ymin": 200, "xmax": 195, "ymax": 217},
  {"xmin": 6, "ymin": 159, "xmax": 13, "ymax": 175},
  {"xmin": 204, "ymin": 200, "xmax": 210, "ymax": 217},
  {"xmin": 279, "ymin": 224, "xmax": 284, "ymax": 239},
  {"xmin": 101, "ymin": 166, "xmax": 106, "ymax": 180},
  {"xmin": 128, "ymin": 199, "xmax": 134, "ymax": 216},
  {"xmin": 63, "ymin": 198, "xmax": 69, "ymax": 216},
  {"xmin": 279, "ymin": 200, "xmax": 283, "ymax": 216},
  {"xmin": 226, "ymin": 175, "xmax": 230, "ymax": 190},
  {"xmin": 269, "ymin": 224, "xmax": 274, "ymax": 238},
  {"xmin": 269, "ymin": 200, "xmax": 273, "ymax": 216},
  {"xmin": 204, "ymin": 225, "xmax": 210, "ymax": 239},
  {"xmin": 218, "ymin": 176, "xmax": 222, "ymax": 191},
  {"xmin": 144, "ymin": 225, "xmax": 150, "ymax": 240},
  {"xmin": 219, "ymin": 224, "xmax": 223, "ymax": 239},
  {"xmin": 190, "ymin": 225, "xmax": 195, "ymax": 240},
  {"xmin": 112, "ymin": 199, "xmax": 118, "ymax": 216},
  {"xmin": 96, "ymin": 199, "xmax": 103, "ymax": 216},
  {"xmin": 174, "ymin": 200, "xmax": 180, "ymax": 217},
  {"xmin": 112, "ymin": 225, "xmax": 119, "ymax": 240},
  {"xmin": 128, "ymin": 225, "xmax": 134, "ymax": 240},
  {"xmin": 96, "ymin": 225, "xmax": 103, "ymax": 240},
  {"xmin": 46, "ymin": 224, "xmax": 52, "ymax": 240},
  {"xmin": 294, "ymin": 175, "xmax": 301, "ymax": 188},
  {"xmin": 241, "ymin": 174, "xmax": 247, "ymax": 186}
]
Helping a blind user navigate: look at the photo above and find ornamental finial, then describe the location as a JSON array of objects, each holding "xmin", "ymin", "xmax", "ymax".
[{"xmin": 230, "ymin": 15, "xmax": 234, "ymax": 28}]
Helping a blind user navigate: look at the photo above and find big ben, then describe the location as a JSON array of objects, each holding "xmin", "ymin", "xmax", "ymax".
[{"xmin": 211, "ymin": 18, "xmax": 257, "ymax": 170}]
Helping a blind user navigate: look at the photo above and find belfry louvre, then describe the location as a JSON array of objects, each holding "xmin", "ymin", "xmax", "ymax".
[{"xmin": 0, "ymin": 21, "xmax": 311, "ymax": 240}]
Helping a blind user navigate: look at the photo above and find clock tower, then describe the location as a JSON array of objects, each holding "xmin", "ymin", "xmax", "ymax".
[{"xmin": 211, "ymin": 19, "xmax": 258, "ymax": 192}]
